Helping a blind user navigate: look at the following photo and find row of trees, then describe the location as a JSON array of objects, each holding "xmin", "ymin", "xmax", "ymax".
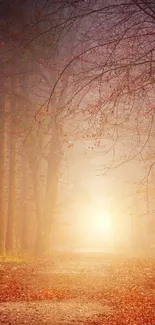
[
  {"xmin": 0, "ymin": 0, "xmax": 75, "ymax": 255},
  {"xmin": 0, "ymin": 0, "xmax": 155, "ymax": 256}
]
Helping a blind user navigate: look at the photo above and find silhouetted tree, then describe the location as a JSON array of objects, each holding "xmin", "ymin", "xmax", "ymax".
[{"xmin": 0, "ymin": 75, "xmax": 7, "ymax": 255}]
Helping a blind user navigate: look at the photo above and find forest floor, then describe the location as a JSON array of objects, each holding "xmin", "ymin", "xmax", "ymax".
[{"xmin": 0, "ymin": 252, "xmax": 155, "ymax": 325}]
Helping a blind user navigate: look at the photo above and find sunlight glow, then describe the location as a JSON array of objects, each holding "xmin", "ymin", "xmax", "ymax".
[
  {"xmin": 89, "ymin": 212, "xmax": 112, "ymax": 236},
  {"xmin": 77, "ymin": 206, "xmax": 114, "ymax": 247}
]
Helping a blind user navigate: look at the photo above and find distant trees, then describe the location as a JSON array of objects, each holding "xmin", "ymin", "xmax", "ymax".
[
  {"xmin": 1, "ymin": 0, "xmax": 155, "ymax": 255},
  {"xmin": 0, "ymin": 0, "xmax": 71, "ymax": 255},
  {"xmin": 0, "ymin": 0, "xmax": 93, "ymax": 255}
]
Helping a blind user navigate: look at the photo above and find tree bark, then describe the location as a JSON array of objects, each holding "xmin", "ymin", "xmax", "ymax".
[
  {"xmin": 6, "ymin": 73, "xmax": 19, "ymax": 254},
  {"xmin": 0, "ymin": 79, "xmax": 6, "ymax": 255}
]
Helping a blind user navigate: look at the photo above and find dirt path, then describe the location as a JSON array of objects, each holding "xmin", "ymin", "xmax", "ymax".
[
  {"xmin": 0, "ymin": 299, "xmax": 113, "ymax": 324},
  {"xmin": 0, "ymin": 253, "xmax": 155, "ymax": 324}
]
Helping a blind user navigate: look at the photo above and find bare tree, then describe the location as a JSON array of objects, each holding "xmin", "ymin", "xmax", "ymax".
[{"xmin": 2, "ymin": 0, "xmax": 155, "ymax": 255}]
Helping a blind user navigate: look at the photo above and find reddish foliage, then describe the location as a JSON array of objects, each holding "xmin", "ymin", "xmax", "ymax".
[{"xmin": 0, "ymin": 255, "xmax": 155, "ymax": 324}]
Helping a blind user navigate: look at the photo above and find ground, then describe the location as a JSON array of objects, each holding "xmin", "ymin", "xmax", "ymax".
[{"xmin": 0, "ymin": 252, "xmax": 155, "ymax": 324}]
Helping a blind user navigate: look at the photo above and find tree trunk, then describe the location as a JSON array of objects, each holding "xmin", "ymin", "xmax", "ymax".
[
  {"xmin": 6, "ymin": 74, "xmax": 19, "ymax": 254},
  {"xmin": 31, "ymin": 166, "xmax": 45, "ymax": 255},
  {"xmin": 0, "ymin": 80, "xmax": 6, "ymax": 255},
  {"xmin": 20, "ymin": 157, "xmax": 30, "ymax": 253},
  {"xmin": 43, "ymin": 126, "xmax": 61, "ymax": 253}
]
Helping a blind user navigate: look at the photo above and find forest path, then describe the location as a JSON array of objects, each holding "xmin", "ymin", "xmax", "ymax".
[{"xmin": 0, "ymin": 253, "xmax": 155, "ymax": 324}]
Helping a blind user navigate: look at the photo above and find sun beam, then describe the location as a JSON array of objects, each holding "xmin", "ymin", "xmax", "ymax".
[
  {"xmin": 87, "ymin": 209, "xmax": 113, "ymax": 238},
  {"xmin": 76, "ymin": 205, "xmax": 114, "ymax": 248}
]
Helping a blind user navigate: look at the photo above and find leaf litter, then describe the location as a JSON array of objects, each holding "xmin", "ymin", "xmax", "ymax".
[{"xmin": 0, "ymin": 253, "xmax": 155, "ymax": 324}]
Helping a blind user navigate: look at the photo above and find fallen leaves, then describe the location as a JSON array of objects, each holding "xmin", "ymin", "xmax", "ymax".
[{"xmin": 0, "ymin": 254, "xmax": 155, "ymax": 324}]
